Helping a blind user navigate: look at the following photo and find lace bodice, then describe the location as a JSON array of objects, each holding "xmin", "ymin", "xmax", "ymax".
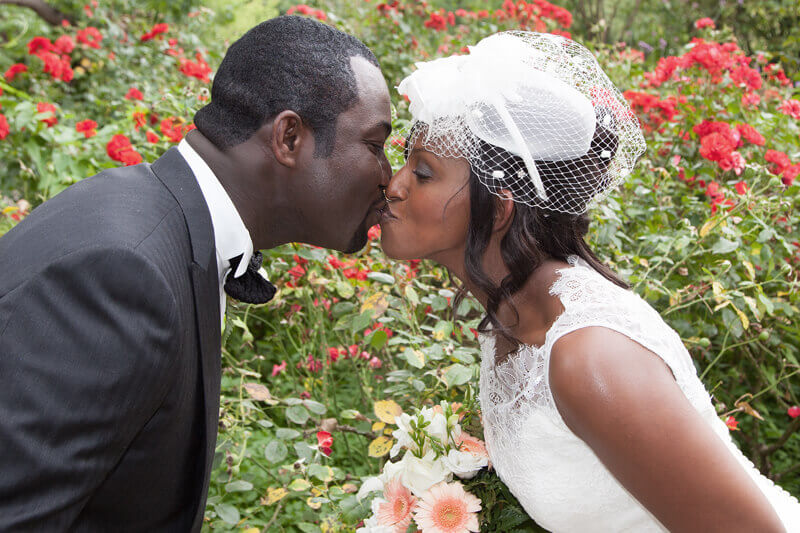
[{"xmin": 479, "ymin": 256, "xmax": 800, "ymax": 532}]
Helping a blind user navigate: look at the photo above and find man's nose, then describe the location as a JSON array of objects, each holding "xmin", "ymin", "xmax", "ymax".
[{"xmin": 377, "ymin": 150, "xmax": 392, "ymax": 188}]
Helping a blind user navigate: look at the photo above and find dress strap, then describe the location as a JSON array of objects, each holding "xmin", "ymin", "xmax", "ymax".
[{"xmin": 542, "ymin": 257, "xmax": 711, "ymax": 411}]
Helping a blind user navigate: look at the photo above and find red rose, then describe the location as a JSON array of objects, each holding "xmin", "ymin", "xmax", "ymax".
[
  {"xmin": 423, "ymin": 12, "xmax": 447, "ymax": 31},
  {"xmin": 76, "ymin": 27, "xmax": 103, "ymax": 49},
  {"xmin": 699, "ymin": 132, "xmax": 735, "ymax": 163},
  {"xmin": 159, "ymin": 117, "xmax": 184, "ymax": 143},
  {"xmin": 125, "ymin": 87, "xmax": 144, "ymax": 101},
  {"xmin": 53, "ymin": 35, "xmax": 75, "ymax": 55},
  {"xmin": 132, "ymin": 111, "xmax": 147, "ymax": 131},
  {"xmin": 27, "ymin": 36, "xmax": 53, "ymax": 56},
  {"xmin": 694, "ymin": 17, "xmax": 715, "ymax": 29},
  {"xmin": 36, "ymin": 102, "xmax": 58, "ymax": 127},
  {"xmin": 75, "ymin": 119, "xmax": 97, "ymax": 138},
  {"xmin": 39, "ymin": 52, "xmax": 73, "ymax": 83},
  {"xmin": 735, "ymin": 124, "xmax": 765, "ymax": 146},
  {"xmin": 4, "ymin": 63, "xmax": 28, "ymax": 82},
  {"xmin": 788, "ymin": 406, "xmax": 800, "ymax": 419},
  {"xmin": 146, "ymin": 130, "xmax": 160, "ymax": 143},
  {"xmin": 106, "ymin": 134, "xmax": 142, "ymax": 166},
  {"xmin": 178, "ymin": 52, "xmax": 212, "ymax": 83},
  {"xmin": 779, "ymin": 99, "xmax": 800, "ymax": 120},
  {"xmin": 725, "ymin": 416, "xmax": 738, "ymax": 431},
  {"xmin": 782, "ymin": 164, "xmax": 800, "ymax": 187},
  {"xmin": 0, "ymin": 113, "xmax": 9, "ymax": 140},
  {"xmin": 765, "ymin": 150, "xmax": 791, "ymax": 175},
  {"xmin": 729, "ymin": 65, "xmax": 762, "ymax": 91},
  {"xmin": 741, "ymin": 92, "xmax": 760, "ymax": 108}
]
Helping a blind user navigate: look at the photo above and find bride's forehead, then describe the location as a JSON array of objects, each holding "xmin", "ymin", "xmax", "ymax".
[{"xmin": 407, "ymin": 129, "xmax": 470, "ymax": 160}]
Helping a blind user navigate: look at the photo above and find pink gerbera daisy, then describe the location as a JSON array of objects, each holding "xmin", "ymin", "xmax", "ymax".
[
  {"xmin": 377, "ymin": 478, "xmax": 417, "ymax": 532},
  {"xmin": 414, "ymin": 481, "xmax": 481, "ymax": 533}
]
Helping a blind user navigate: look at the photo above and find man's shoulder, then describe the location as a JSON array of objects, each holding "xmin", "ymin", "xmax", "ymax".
[{"xmin": 0, "ymin": 162, "xmax": 196, "ymax": 293}]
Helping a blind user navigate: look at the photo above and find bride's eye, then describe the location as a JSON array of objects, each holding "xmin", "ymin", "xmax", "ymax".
[{"xmin": 413, "ymin": 168, "xmax": 433, "ymax": 182}]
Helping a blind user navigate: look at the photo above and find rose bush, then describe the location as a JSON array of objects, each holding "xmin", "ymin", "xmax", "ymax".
[{"xmin": 1, "ymin": 1, "xmax": 798, "ymax": 531}]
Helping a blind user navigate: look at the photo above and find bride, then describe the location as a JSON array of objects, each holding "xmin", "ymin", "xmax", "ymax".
[{"xmin": 379, "ymin": 31, "xmax": 799, "ymax": 532}]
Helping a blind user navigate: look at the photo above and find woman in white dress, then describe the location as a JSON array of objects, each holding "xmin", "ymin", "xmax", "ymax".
[{"xmin": 378, "ymin": 31, "xmax": 800, "ymax": 532}]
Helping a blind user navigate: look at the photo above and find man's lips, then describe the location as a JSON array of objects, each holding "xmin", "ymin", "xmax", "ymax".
[
  {"xmin": 379, "ymin": 203, "xmax": 397, "ymax": 221},
  {"xmin": 369, "ymin": 199, "xmax": 389, "ymax": 225}
]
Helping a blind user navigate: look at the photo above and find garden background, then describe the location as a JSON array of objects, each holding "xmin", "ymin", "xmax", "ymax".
[{"xmin": 1, "ymin": 0, "xmax": 799, "ymax": 531}]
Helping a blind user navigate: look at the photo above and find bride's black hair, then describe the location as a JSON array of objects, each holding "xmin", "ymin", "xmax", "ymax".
[{"xmin": 452, "ymin": 121, "xmax": 629, "ymax": 347}]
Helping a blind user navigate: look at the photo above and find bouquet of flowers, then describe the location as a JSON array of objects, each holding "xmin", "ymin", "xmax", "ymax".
[{"xmin": 357, "ymin": 401, "xmax": 541, "ymax": 532}]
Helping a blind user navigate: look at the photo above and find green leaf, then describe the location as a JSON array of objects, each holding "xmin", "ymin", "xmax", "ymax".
[
  {"xmin": 225, "ymin": 480, "xmax": 253, "ymax": 492},
  {"xmin": 331, "ymin": 301, "xmax": 355, "ymax": 317},
  {"xmin": 340, "ymin": 409, "xmax": 360, "ymax": 419},
  {"xmin": 444, "ymin": 364, "xmax": 473, "ymax": 387},
  {"xmin": 367, "ymin": 272, "xmax": 395, "ymax": 284},
  {"xmin": 336, "ymin": 280, "xmax": 355, "ymax": 299},
  {"xmin": 403, "ymin": 347, "xmax": 425, "ymax": 368},
  {"xmin": 368, "ymin": 329, "xmax": 388, "ymax": 349},
  {"xmin": 351, "ymin": 310, "xmax": 373, "ymax": 333},
  {"xmin": 214, "ymin": 503, "xmax": 240, "ymax": 525},
  {"xmin": 294, "ymin": 441, "xmax": 315, "ymax": 463},
  {"xmin": 264, "ymin": 440, "xmax": 288, "ymax": 464},
  {"xmin": 296, "ymin": 523, "xmax": 321, "ymax": 533},
  {"xmin": 276, "ymin": 428, "xmax": 301, "ymax": 440},
  {"xmin": 303, "ymin": 399, "xmax": 327, "ymax": 415},
  {"xmin": 711, "ymin": 237, "xmax": 738, "ymax": 255},
  {"xmin": 288, "ymin": 478, "xmax": 312, "ymax": 491},
  {"xmin": 286, "ymin": 404, "xmax": 310, "ymax": 425},
  {"xmin": 433, "ymin": 320, "xmax": 453, "ymax": 341},
  {"xmin": 405, "ymin": 285, "xmax": 420, "ymax": 306},
  {"xmin": 308, "ymin": 464, "xmax": 334, "ymax": 482}
]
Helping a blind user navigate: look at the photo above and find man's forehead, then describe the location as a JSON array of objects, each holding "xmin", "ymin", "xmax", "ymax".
[{"xmin": 343, "ymin": 56, "xmax": 391, "ymax": 128}]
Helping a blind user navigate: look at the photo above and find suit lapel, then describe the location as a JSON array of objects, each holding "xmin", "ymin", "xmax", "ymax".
[{"xmin": 151, "ymin": 148, "xmax": 221, "ymax": 530}]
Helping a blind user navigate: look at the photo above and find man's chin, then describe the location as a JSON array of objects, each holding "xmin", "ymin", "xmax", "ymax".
[{"xmin": 340, "ymin": 226, "xmax": 369, "ymax": 254}]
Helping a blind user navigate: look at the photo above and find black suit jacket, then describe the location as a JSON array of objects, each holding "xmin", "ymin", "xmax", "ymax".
[{"xmin": 0, "ymin": 148, "xmax": 222, "ymax": 531}]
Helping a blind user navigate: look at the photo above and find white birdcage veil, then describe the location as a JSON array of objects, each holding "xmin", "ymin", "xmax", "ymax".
[{"xmin": 396, "ymin": 31, "xmax": 646, "ymax": 215}]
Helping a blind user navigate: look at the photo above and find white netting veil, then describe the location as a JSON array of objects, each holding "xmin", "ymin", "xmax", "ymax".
[{"xmin": 396, "ymin": 31, "xmax": 646, "ymax": 214}]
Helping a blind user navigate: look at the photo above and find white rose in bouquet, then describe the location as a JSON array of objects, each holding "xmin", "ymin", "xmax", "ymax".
[
  {"xmin": 397, "ymin": 451, "xmax": 451, "ymax": 496},
  {"xmin": 442, "ymin": 433, "xmax": 490, "ymax": 479},
  {"xmin": 443, "ymin": 449, "xmax": 489, "ymax": 480}
]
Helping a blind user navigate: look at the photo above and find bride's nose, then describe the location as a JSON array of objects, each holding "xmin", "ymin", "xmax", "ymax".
[{"xmin": 385, "ymin": 168, "xmax": 409, "ymax": 202}]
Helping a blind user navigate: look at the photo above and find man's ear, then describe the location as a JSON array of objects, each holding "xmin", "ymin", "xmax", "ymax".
[
  {"xmin": 270, "ymin": 110, "xmax": 310, "ymax": 167},
  {"xmin": 493, "ymin": 189, "xmax": 515, "ymax": 234}
]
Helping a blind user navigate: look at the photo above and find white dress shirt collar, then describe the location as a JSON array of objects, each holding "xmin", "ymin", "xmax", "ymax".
[{"xmin": 177, "ymin": 138, "xmax": 253, "ymax": 284}]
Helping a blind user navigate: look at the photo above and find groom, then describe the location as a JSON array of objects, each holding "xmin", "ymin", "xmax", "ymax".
[{"xmin": 0, "ymin": 15, "xmax": 391, "ymax": 531}]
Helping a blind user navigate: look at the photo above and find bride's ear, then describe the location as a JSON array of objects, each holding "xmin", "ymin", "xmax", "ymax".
[{"xmin": 493, "ymin": 189, "xmax": 515, "ymax": 234}]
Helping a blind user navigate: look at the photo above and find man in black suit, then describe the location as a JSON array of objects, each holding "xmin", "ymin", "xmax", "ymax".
[{"xmin": 0, "ymin": 16, "xmax": 391, "ymax": 531}]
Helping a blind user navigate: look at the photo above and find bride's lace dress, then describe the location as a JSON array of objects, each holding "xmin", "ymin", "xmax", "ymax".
[{"xmin": 479, "ymin": 256, "xmax": 800, "ymax": 532}]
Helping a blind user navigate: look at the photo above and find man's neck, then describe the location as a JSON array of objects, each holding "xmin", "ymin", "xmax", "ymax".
[{"xmin": 184, "ymin": 130, "xmax": 288, "ymax": 250}]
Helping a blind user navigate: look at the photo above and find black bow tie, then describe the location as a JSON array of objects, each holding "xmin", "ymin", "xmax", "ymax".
[{"xmin": 223, "ymin": 251, "xmax": 277, "ymax": 304}]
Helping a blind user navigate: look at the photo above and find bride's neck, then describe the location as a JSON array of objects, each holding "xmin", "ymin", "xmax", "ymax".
[
  {"xmin": 433, "ymin": 244, "xmax": 564, "ymax": 345},
  {"xmin": 433, "ymin": 242, "xmax": 514, "ymax": 320}
]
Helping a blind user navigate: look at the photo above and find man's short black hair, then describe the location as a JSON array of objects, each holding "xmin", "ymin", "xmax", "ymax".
[{"xmin": 194, "ymin": 16, "xmax": 380, "ymax": 156}]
